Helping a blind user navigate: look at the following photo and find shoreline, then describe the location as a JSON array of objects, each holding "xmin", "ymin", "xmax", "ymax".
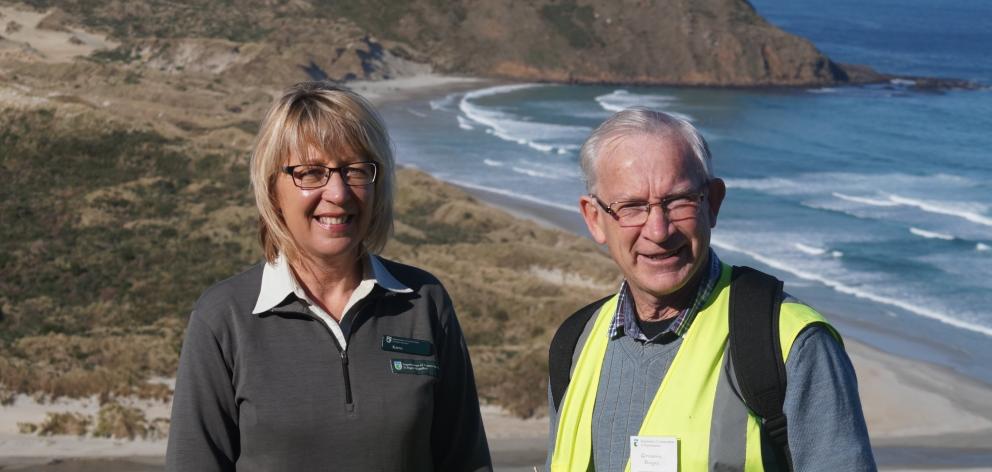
[{"xmin": 346, "ymin": 74, "xmax": 493, "ymax": 106}]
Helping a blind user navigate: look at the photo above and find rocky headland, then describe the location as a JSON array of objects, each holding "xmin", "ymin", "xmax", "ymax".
[{"xmin": 2, "ymin": 0, "xmax": 979, "ymax": 89}]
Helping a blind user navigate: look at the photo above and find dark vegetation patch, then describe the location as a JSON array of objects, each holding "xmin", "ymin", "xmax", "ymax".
[
  {"xmin": 89, "ymin": 45, "xmax": 142, "ymax": 64},
  {"xmin": 15, "ymin": 0, "xmax": 270, "ymax": 42},
  {"xmin": 540, "ymin": 1, "xmax": 604, "ymax": 50},
  {"xmin": 0, "ymin": 108, "xmax": 257, "ymax": 401}
]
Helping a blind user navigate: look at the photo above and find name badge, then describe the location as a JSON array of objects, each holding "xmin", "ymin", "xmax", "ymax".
[
  {"xmin": 630, "ymin": 435, "xmax": 678, "ymax": 472},
  {"xmin": 381, "ymin": 335, "xmax": 433, "ymax": 356}
]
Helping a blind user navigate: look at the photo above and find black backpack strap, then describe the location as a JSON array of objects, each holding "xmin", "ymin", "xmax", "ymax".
[
  {"xmin": 729, "ymin": 266, "xmax": 793, "ymax": 471},
  {"xmin": 549, "ymin": 295, "xmax": 612, "ymax": 412}
]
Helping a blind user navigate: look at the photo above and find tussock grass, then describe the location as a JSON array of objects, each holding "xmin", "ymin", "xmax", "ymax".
[
  {"xmin": 384, "ymin": 169, "xmax": 617, "ymax": 416},
  {"xmin": 93, "ymin": 401, "xmax": 148, "ymax": 440},
  {"xmin": 1, "ymin": 108, "xmax": 617, "ymax": 419},
  {"xmin": 35, "ymin": 411, "xmax": 91, "ymax": 436},
  {"xmin": 1, "ymin": 107, "xmax": 254, "ymax": 402},
  {"xmin": 16, "ymin": 400, "xmax": 170, "ymax": 439}
]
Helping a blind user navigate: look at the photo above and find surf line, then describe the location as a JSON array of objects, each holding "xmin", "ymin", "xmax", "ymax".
[{"xmin": 712, "ymin": 238, "xmax": 992, "ymax": 338}]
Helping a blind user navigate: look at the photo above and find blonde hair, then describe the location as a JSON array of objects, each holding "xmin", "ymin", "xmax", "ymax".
[{"xmin": 250, "ymin": 81, "xmax": 395, "ymax": 264}]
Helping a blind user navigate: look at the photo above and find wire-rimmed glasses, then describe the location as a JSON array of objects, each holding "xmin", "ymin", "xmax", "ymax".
[{"xmin": 593, "ymin": 186, "xmax": 708, "ymax": 227}]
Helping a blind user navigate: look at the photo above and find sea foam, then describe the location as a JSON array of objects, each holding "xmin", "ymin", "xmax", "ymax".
[
  {"xmin": 459, "ymin": 84, "xmax": 590, "ymax": 155},
  {"xmin": 832, "ymin": 192, "xmax": 900, "ymax": 207},
  {"xmin": 712, "ymin": 237, "xmax": 992, "ymax": 338},
  {"xmin": 443, "ymin": 179, "xmax": 579, "ymax": 214},
  {"xmin": 832, "ymin": 190, "xmax": 992, "ymax": 230},
  {"xmin": 888, "ymin": 194, "xmax": 992, "ymax": 228},
  {"xmin": 595, "ymin": 90, "xmax": 694, "ymax": 121},
  {"xmin": 724, "ymin": 177, "xmax": 801, "ymax": 192},
  {"xmin": 712, "ymin": 238, "xmax": 992, "ymax": 336},
  {"xmin": 794, "ymin": 243, "xmax": 827, "ymax": 256},
  {"xmin": 909, "ymin": 227, "xmax": 955, "ymax": 240},
  {"xmin": 457, "ymin": 115, "xmax": 475, "ymax": 130},
  {"xmin": 429, "ymin": 93, "xmax": 460, "ymax": 111},
  {"xmin": 406, "ymin": 108, "xmax": 427, "ymax": 118},
  {"xmin": 511, "ymin": 166, "xmax": 563, "ymax": 180}
]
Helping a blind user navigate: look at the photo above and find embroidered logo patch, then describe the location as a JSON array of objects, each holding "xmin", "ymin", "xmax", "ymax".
[{"xmin": 390, "ymin": 358, "xmax": 440, "ymax": 377}]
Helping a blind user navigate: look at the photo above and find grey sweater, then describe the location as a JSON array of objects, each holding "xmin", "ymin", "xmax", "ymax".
[{"xmin": 166, "ymin": 258, "xmax": 492, "ymax": 471}]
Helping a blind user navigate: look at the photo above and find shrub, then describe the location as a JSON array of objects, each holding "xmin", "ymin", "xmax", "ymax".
[
  {"xmin": 37, "ymin": 411, "xmax": 92, "ymax": 436},
  {"xmin": 93, "ymin": 400, "xmax": 148, "ymax": 440},
  {"xmin": 147, "ymin": 417, "xmax": 171, "ymax": 440},
  {"xmin": 17, "ymin": 422, "xmax": 38, "ymax": 434}
]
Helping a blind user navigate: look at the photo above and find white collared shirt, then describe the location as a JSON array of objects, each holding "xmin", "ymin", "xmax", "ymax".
[{"xmin": 252, "ymin": 253, "xmax": 412, "ymax": 349}]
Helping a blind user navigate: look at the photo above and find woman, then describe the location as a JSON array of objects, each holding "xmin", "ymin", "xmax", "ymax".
[{"xmin": 166, "ymin": 81, "xmax": 492, "ymax": 471}]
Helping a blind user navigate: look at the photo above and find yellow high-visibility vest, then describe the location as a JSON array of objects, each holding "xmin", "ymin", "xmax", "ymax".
[{"xmin": 550, "ymin": 264, "xmax": 834, "ymax": 471}]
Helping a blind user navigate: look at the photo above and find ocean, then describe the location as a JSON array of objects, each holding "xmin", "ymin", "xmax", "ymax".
[{"xmin": 380, "ymin": 0, "xmax": 992, "ymax": 384}]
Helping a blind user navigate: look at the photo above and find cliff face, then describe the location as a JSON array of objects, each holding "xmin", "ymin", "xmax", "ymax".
[
  {"xmin": 318, "ymin": 0, "xmax": 851, "ymax": 86},
  {"xmin": 7, "ymin": 0, "xmax": 858, "ymax": 86}
]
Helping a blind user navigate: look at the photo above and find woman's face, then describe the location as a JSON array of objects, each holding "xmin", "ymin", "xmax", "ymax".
[{"xmin": 275, "ymin": 149, "xmax": 374, "ymax": 268}]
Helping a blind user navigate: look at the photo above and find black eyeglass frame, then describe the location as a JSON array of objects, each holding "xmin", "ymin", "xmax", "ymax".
[
  {"xmin": 281, "ymin": 161, "xmax": 378, "ymax": 189},
  {"xmin": 592, "ymin": 184, "xmax": 709, "ymax": 227}
]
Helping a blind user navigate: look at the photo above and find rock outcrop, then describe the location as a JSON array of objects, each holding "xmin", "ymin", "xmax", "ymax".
[
  {"xmin": 4, "ymin": 0, "xmax": 882, "ymax": 86},
  {"xmin": 322, "ymin": 0, "xmax": 861, "ymax": 86}
]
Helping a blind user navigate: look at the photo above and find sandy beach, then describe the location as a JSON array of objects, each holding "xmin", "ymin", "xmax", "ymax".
[
  {"xmin": 2, "ymin": 75, "xmax": 992, "ymax": 471},
  {"xmin": 348, "ymin": 74, "xmax": 489, "ymax": 106}
]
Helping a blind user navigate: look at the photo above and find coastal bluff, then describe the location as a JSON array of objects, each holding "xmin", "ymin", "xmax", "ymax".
[
  {"xmin": 4, "ymin": 0, "xmax": 874, "ymax": 87},
  {"xmin": 342, "ymin": 0, "xmax": 860, "ymax": 87}
]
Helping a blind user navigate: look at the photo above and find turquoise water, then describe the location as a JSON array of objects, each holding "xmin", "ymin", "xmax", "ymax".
[{"xmin": 380, "ymin": 0, "xmax": 992, "ymax": 383}]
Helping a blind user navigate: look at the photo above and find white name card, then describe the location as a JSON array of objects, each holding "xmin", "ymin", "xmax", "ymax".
[{"xmin": 630, "ymin": 435, "xmax": 678, "ymax": 472}]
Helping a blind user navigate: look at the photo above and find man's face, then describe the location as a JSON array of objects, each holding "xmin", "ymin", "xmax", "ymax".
[{"xmin": 580, "ymin": 132, "xmax": 725, "ymax": 305}]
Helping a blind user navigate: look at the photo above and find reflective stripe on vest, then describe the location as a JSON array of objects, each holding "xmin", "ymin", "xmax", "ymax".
[{"xmin": 550, "ymin": 264, "xmax": 834, "ymax": 471}]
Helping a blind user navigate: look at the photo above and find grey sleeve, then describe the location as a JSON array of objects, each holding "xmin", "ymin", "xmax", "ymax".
[
  {"xmin": 430, "ymin": 290, "xmax": 493, "ymax": 472},
  {"xmin": 165, "ymin": 312, "xmax": 239, "ymax": 472},
  {"xmin": 545, "ymin": 384, "xmax": 559, "ymax": 471},
  {"xmin": 784, "ymin": 326, "xmax": 877, "ymax": 471}
]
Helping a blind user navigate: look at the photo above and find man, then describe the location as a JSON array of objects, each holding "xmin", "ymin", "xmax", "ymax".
[{"xmin": 546, "ymin": 108, "xmax": 875, "ymax": 471}]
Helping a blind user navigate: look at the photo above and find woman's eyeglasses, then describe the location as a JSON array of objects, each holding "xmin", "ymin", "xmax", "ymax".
[{"xmin": 282, "ymin": 162, "xmax": 377, "ymax": 189}]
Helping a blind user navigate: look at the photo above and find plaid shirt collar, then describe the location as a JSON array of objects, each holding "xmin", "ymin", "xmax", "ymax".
[{"xmin": 608, "ymin": 249, "xmax": 722, "ymax": 342}]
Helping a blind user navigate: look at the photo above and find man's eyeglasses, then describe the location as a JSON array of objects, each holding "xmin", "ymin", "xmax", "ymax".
[
  {"xmin": 593, "ymin": 186, "xmax": 708, "ymax": 227},
  {"xmin": 282, "ymin": 162, "xmax": 378, "ymax": 189}
]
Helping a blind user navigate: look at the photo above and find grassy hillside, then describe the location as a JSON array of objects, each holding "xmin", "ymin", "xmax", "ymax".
[
  {"xmin": 0, "ymin": 107, "xmax": 256, "ymax": 402},
  {"xmin": 2, "ymin": 0, "xmax": 861, "ymax": 86},
  {"xmin": 0, "ymin": 104, "xmax": 615, "ymax": 417}
]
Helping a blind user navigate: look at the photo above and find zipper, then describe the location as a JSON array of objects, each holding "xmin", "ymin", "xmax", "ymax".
[
  {"xmin": 303, "ymin": 313, "xmax": 354, "ymax": 408},
  {"xmin": 303, "ymin": 296, "xmax": 378, "ymax": 409},
  {"xmin": 340, "ymin": 350, "xmax": 353, "ymax": 405}
]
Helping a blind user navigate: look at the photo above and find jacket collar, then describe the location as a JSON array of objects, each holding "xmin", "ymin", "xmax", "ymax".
[{"xmin": 252, "ymin": 253, "xmax": 411, "ymax": 315}]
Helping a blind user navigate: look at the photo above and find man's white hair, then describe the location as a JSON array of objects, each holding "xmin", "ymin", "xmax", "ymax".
[{"xmin": 579, "ymin": 107, "xmax": 713, "ymax": 193}]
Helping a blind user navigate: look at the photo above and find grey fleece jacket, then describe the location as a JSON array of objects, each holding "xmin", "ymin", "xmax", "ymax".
[{"xmin": 165, "ymin": 258, "xmax": 492, "ymax": 471}]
